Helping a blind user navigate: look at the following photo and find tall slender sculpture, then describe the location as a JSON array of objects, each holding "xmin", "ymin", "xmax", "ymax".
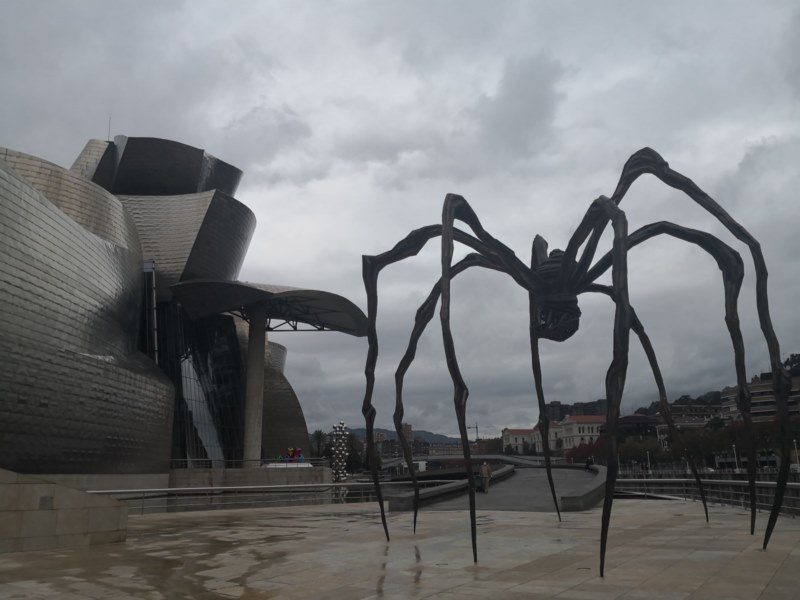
[{"xmin": 360, "ymin": 148, "xmax": 791, "ymax": 575}]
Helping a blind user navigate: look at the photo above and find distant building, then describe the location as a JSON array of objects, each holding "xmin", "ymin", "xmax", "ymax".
[
  {"xmin": 427, "ymin": 443, "xmax": 463, "ymax": 456},
  {"xmin": 533, "ymin": 415, "xmax": 605, "ymax": 453},
  {"xmin": 502, "ymin": 428, "xmax": 535, "ymax": 454},
  {"xmin": 545, "ymin": 401, "xmax": 569, "ymax": 422},
  {"xmin": 656, "ymin": 416, "xmax": 707, "ymax": 449},
  {"xmin": 719, "ymin": 373, "xmax": 800, "ymax": 423},
  {"xmin": 668, "ymin": 397, "xmax": 722, "ymax": 420},
  {"xmin": 614, "ymin": 414, "xmax": 660, "ymax": 441},
  {"xmin": 558, "ymin": 415, "xmax": 605, "ymax": 450},
  {"xmin": 412, "ymin": 437, "xmax": 430, "ymax": 456}
]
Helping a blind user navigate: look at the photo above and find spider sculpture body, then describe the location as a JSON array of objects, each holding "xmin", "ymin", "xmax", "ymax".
[{"xmin": 360, "ymin": 148, "xmax": 792, "ymax": 576}]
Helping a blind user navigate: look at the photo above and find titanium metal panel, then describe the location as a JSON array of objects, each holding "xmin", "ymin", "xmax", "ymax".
[
  {"xmin": 0, "ymin": 159, "xmax": 174, "ymax": 474},
  {"xmin": 118, "ymin": 191, "xmax": 214, "ymax": 300},
  {"xmin": 118, "ymin": 191, "xmax": 255, "ymax": 301},
  {"xmin": 0, "ymin": 148, "xmax": 140, "ymax": 252},
  {"xmin": 262, "ymin": 367, "xmax": 310, "ymax": 458},
  {"xmin": 70, "ymin": 139, "xmax": 116, "ymax": 190},
  {"xmin": 267, "ymin": 342, "xmax": 287, "ymax": 373},
  {"xmin": 182, "ymin": 191, "xmax": 256, "ymax": 284},
  {"xmin": 109, "ymin": 136, "xmax": 242, "ymax": 196}
]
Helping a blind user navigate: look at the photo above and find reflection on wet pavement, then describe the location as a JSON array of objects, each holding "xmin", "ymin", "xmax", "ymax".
[{"xmin": 0, "ymin": 500, "xmax": 798, "ymax": 598}]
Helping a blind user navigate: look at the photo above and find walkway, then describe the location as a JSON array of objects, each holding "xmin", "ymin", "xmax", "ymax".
[
  {"xmin": 428, "ymin": 467, "xmax": 595, "ymax": 511},
  {"xmin": 0, "ymin": 499, "xmax": 797, "ymax": 599}
]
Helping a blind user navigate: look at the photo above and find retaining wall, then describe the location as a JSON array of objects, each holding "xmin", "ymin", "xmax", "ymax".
[{"xmin": 0, "ymin": 468, "xmax": 127, "ymax": 554}]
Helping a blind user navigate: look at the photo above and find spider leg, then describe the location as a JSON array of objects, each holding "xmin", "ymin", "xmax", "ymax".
[
  {"xmin": 530, "ymin": 234, "xmax": 563, "ymax": 521},
  {"xmin": 440, "ymin": 194, "xmax": 483, "ymax": 563},
  {"xmin": 585, "ymin": 197, "xmax": 631, "ymax": 578},
  {"xmin": 583, "ymin": 221, "xmax": 760, "ymax": 534},
  {"xmin": 529, "ymin": 334, "xmax": 563, "ymax": 521},
  {"xmin": 363, "ymin": 204, "xmax": 530, "ymax": 545},
  {"xmin": 587, "ymin": 283, "xmax": 710, "ymax": 523},
  {"xmin": 600, "ymin": 148, "xmax": 791, "ymax": 549},
  {"xmin": 568, "ymin": 150, "xmax": 663, "ymax": 288},
  {"xmin": 393, "ymin": 253, "xmax": 503, "ymax": 534},
  {"xmin": 363, "ymin": 224, "xmax": 491, "ymax": 541}
]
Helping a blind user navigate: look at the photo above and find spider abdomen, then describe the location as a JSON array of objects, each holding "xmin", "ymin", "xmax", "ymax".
[{"xmin": 536, "ymin": 293, "xmax": 580, "ymax": 341}]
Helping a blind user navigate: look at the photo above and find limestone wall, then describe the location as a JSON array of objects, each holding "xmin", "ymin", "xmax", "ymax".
[{"xmin": 0, "ymin": 469, "xmax": 127, "ymax": 554}]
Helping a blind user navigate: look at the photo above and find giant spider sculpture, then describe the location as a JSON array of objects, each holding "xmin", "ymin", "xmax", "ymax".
[{"xmin": 360, "ymin": 148, "xmax": 792, "ymax": 576}]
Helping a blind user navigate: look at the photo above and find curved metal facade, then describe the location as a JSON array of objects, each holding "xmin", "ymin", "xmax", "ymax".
[
  {"xmin": 262, "ymin": 367, "xmax": 310, "ymax": 458},
  {"xmin": 109, "ymin": 136, "xmax": 242, "ymax": 197},
  {"xmin": 0, "ymin": 148, "xmax": 141, "ymax": 252},
  {"xmin": 0, "ymin": 158, "xmax": 173, "ymax": 474},
  {"xmin": 118, "ymin": 191, "xmax": 255, "ymax": 301},
  {"xmin": 267, "ymin": 342, "xmax": 287, "ymax": 373},
  {"xmin": 1, "ymin": 134, "xmax": 366, "ymax": 474}
]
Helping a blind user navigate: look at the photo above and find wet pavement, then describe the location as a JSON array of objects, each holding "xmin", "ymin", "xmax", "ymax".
[
  {"xmin": 0, "ymin": 498, "xmax": 798, "ymax": 599},
  {"xmin": 428, "ymin": 467, "xmax": 594, "ymax": 511}
]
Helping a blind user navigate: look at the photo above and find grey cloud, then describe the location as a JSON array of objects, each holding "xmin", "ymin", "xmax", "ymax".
[
  {"xmin": 1, "ymin": 0, "xmax": 799, "ymax": 439},
  {"xmin": 218, "ymin": 102, "xmax": 313, "ymax": 173},
  {"xmin": 369, "ymin": 54, "xmax": 565, "ymax": 186},
  {"xmin": 470, "ymin": 55, "xmax": 564, "ymax": 157}
]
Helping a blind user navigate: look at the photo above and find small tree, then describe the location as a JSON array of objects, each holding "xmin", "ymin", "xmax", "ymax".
[
  {"xmin": 782, "ymin": 353, "xmax": 800, "ymax": 375},
  {"xmin": 483, "ymin": 437, "xmax": 503, "ymax": 454},
  {"xmin": 346, "ymin": 432, "xmax": 364, "ymax": 472},
  {"xmin": 311, "ymin": 429, "xmax": 326, "ymax": 458}
]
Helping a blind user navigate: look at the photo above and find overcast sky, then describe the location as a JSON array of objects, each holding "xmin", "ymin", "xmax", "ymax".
[{"xmin": 2, "ymin": 1, "xmax": 799, "ymax": 438}]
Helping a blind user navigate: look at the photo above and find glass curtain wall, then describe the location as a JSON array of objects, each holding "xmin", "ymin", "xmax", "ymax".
[{"xmin": 157, "ymin": 303, "xmax": 246, "ymax": 467}]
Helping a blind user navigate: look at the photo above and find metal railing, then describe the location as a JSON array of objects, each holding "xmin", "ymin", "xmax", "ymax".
[
  {"xmin": 89, "ymin": 480, "xmax": 452, "ymax": 515},
  {"xmin": 169, "ymin": 458, "xmax": 329, "ymax": 469},
  {"xmin": 615, "ymin": 477, "xmax": 800, "ymax": 516}
]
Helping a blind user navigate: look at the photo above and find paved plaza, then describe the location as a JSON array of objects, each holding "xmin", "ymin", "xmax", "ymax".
[{"xmin": 0, "ymin": 498, "xmax": 797, "ymax": 599}]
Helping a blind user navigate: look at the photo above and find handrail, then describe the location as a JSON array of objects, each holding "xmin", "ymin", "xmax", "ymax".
[
  {"xmin": 87, "ymin": 480, "xmax": 454, "ymax": 495},
  {"xmin": 169, "ymin": 458, "xmax": 330, "ymax": 468},
  {"xmin": 617, "ymin": 478, "xmax": 800, "ymax": 488},
  {"xmin": 87, "ymin": 479, "xmax": 464, "ymax": 516},
  {"xmin": 615, "ymin": 477, "xmax": 800, "ymax": 516}
]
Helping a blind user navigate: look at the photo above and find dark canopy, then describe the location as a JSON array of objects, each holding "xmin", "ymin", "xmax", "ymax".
[{"xmin": 171, "ymin": 279, "xmax": 368, "ymax": 337}]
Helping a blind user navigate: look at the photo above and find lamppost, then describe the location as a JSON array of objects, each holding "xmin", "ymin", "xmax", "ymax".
[
  {"xmin": 794, "ymin": 438, "xmax": 799, "ymax": 469},
  {"xmin": 732, "ymin": 443, "xmax": 739, "ymax": 472},
  {"xmin": 646, "ymin": 450, "xmax": 652, "ymax": 473}
]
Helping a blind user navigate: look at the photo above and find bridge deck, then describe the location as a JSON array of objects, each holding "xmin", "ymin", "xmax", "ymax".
[{"xmin": 427, "ymin": 467, "xmax": 595, "ymax": 511}]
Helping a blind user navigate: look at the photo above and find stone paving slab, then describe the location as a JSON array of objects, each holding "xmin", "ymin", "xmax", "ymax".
[{"xmin": 0, "ymin": 499, "xmax": 796, "ymax": 598}]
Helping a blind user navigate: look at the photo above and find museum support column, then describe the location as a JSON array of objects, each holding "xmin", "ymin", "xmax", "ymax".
[{"xmin": 244, "ymin": 303, "xmax": 267, "ymax": 465}]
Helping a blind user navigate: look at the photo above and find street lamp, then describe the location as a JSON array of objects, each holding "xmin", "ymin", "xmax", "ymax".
[
  {"xmin": 794, "ymin": 438, "xmax": 798, "ymax": 469},
  {"xmin": 646, "ymin": 450, "xmax": 652, "ymax": 473},
  {"xmin": 732, "ymin": 443, "xmax": 739, "ymax": 472}
]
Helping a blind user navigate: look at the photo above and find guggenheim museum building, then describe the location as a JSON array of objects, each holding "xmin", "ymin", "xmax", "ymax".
[{"xmin": 0, "ymin": 136, "xmax": 367, "ymax": 478}]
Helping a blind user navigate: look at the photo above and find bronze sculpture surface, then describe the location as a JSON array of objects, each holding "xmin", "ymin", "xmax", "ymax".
[{"xmin": 360, "ymin": 148, "xmax": 792, "ymax": 575}]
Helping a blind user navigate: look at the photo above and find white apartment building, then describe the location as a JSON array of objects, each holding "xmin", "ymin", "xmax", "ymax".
[
  {"xmin": 502, "ymin": 428, "xmax": 535, "ymax": 454},
  {"xmin": 533, "ymin": 415, "xmax": 606, "ymax": 453}
]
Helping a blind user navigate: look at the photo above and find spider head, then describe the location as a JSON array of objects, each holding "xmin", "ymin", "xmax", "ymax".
[{"xmin": 533, "ymin": 249, "xmax": 581, "ymax": 342}]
